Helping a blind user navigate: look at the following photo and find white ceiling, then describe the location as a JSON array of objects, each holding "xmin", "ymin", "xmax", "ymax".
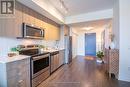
[
  {"xmin": 70, "ymin": 19, "xmax": 112, "ymax": 31},
  {"xmin": 18, "ymin": 0, "xmax": 65, "ymax": 24},
  {"xmin": 49, "ymin": 0, "xmax": 114, "ymax": 16}
]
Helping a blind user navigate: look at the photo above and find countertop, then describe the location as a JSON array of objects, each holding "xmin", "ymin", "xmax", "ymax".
[
  {"xmin": 0, "ymin": 48, "xmax": 65, "ymax": 63},
  {"xmin": 43, "ymin": 48, "xmax": 65, "ymax": 53},
  {"xmin": 0, "ymin": 55, "xmax": 30, "ymax": 63}
]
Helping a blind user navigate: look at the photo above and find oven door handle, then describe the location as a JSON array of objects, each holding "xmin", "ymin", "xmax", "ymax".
[{"xmin": 32, "ymin": 54, "xmax": 50, "ymax": 61}]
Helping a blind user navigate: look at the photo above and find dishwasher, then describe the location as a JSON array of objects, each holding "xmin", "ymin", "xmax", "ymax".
[{"xmin": 50, "ymin": 51, "xmax": 59, "ymax": 73}]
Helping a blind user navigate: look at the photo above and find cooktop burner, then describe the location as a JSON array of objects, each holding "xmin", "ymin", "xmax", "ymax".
[{"xmin": 19, "ymin": 48, "xmax": 49, "ymax": 56}]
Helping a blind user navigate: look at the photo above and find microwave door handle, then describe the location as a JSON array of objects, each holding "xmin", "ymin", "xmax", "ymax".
[
  {"xmin": 42, "ymin": 30, "xmax": 44, "ymax": 37},
  {"xmin": 40, "ymin": 30, "xmax": 43, "ymax": 36},
  {"xmin": 23, "ymin": 23, "xmax": 27, "ymax": 37}
]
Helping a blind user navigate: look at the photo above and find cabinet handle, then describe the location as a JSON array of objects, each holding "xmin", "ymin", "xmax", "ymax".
[
  {"xmin": 18, "ymin": 80, "xmax": 24, "ymax": 87},
  {"xmin": 18, "ymin": 80, "xmax": 23, "ymax": 83}
]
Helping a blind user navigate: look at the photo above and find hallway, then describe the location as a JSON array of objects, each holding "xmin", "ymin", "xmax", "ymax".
[{"xmin": 38, "ymin": 56, "xmax": 130, "ymax": 87}]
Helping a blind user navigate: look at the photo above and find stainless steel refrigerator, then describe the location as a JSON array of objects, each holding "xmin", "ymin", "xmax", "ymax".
[{"xmin": 64, "ymin": 36, "xmax": 72, "ymax": 64}]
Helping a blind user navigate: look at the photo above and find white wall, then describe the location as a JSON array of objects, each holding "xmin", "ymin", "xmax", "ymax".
[
  {"xmin": 77, "ymin": 32, "xmax": 85, "ymax": 56},
  {"xmin": 59, "ymin": 26, "xmax": 65, "ymax": 49},
  {"xmin": 77, "ymin": 27, "xmax": 104, "ymax": 56},
  {"xmin": 117, "ymin": 0, "xmax": 130, "ymax": 82},
  {"xmin": 71, "ymin": 28, "xmax": 78, "ymax": 58},
  {"xmin": 104, "ymin": 22, "xmax": 112, "ymax": 49},
  {"xmin": 113, "ymin": 0, "xmax": 119, "ymax": 49},
  {"xmin": 65, "ymin": 9, "xmax": 113, "ymax": 24},
  {"xmin": 0, "ymin": 37, "xmax": 57, "ymax": 57}
]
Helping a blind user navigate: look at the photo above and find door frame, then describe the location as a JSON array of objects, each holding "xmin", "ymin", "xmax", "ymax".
[{"xmin": 85, "ymin": 33, "xmax": 96, "ymax": 56}]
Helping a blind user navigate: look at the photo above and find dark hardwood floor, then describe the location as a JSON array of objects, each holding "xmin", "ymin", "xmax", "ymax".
[{"xmin": 38, "ymin": 56, "xmax": 130, "ymax": 87}]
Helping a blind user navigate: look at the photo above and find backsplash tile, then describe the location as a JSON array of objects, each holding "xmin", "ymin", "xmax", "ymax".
[{"xmin": 0, "ymin": 37, "xmax": 57, "ymax": 57}]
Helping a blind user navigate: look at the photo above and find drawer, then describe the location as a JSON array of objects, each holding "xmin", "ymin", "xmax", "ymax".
[
  {"xmin": 7, "ymin": 64, "xmax": 30, "ymax": 78},
  {"xmin": 6, "ymin": 58, "xmax": 30, "ymax": 71},
  {"xmin": 18, "ymin": 58, "xmax": 30, "ymax": 66},
  {"xmin": 17, "ymin": 71, "xmax": 30, "ymax": 87},
  {"xmin": 7, "ymin": 70, "xmax": 30, "ymax": 87},
  {"xmin": 6, "ymin": 61, "xmax": 17, "ymax": 71},
  {"xmin": 32, "ymin": 70, "xmax": 50, "ymax": 87},
  {"xmin": 7, "ymin": 76, "xmax": 18, "ymax": 87},
  {"xmin": 8, "ymin": 77, "xmax": 27, "ymax": 87}
]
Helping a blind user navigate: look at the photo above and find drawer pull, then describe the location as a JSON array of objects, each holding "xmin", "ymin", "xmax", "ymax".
[{"xmin": 18, "ymin": 80, "xmax": 23, "ymax": 83}]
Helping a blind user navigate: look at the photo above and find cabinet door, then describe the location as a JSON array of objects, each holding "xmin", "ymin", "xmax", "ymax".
[
  {"xmin": 38, "ymin": 18, "xmax": 44, "ymax": 29},
  {"xmin": 7, "ymin": 71, "xmax": 30, "ymax": 87},
  {"xmin": 57, "ymin": 54, "xmax": 60, "ymax": 68},
  {"xmin": 34, "ymin": 13, "xmax": 39, "ymax": 27},
  {"xmin": 53, "ymin": 26, "xmax": 60, "ymax": 40},
  {"xmin": 29, "ymin": 9, "xmax": 35, "ymax": 26},
  {"xmin": 49, "ymin": 25, "xmax": 55, "ymax": 40},
  {"xmin": 59, "ymin": 50, "xmax": 65, "ymax": 66},
  {"xmin": 44, "ymin": 23, "xmax": 51, "ymax": 40},
  {"xmin": 54, "ymin": 26, "xmax": 60, "ymax": 40},
  {"xmin": 55, "ymin": 54, "xmax": 58, "ymax": 68},
  {"xmin": 61, "ymin": 51, "xmax": 64, "ymax": 66},
  {"xmin": 49, "ymin": 25, "xmax": 60, "ymax": 40},
  {"xmin": 0, "ymin": 14, "xmax": 15, "ymax": 37},
  {"xmin": 44, "ymin": 23, "xmax": 60, "ymax": 40},
  {"xmin": 33, "ymin": 13, "xmax": 43, "ymax": 28},
  {"xmin": 5, "ymin": 19, "xmax": 15, "ymax": 37},
  {"xmin": 22, "ymin": 6, "xmax": 30, "ymax": 24},
  {"xmin": 54, "ymin": 55, "xmax": 57, "ymax": 71},
  {"xmin": 0, "ymin": 2, "xmax": 22, "ymax": 37},
  {"xmin": 0, "ymin": 19, "xmax": 5, "ymax": 37},
  {"xmin": 14, "ymin": 2, "xmax": 23, "ymax": 37},
  {"xmin": 51, "ymin": 56, "xmax": 54, "ymax": 73},
  {"xmin": 7, "ymin": 58, "xmax": 30, "ymax": 87},
  {"xmin": 54, "ymin": 54, "xmax": 60, "ymax": 69},
  {"xmin": 59, "ymin": 51, "xmax": 61, "ymax": 66}
]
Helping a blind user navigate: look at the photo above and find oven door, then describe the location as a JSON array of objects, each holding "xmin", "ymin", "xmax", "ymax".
[{"xmin": 31, "ymin": 54, "xmax": 50, "ymax": 78}]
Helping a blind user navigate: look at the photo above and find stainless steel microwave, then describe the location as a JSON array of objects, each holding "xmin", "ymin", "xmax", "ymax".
[{"xmin": 23, "ymin": 23, "xmax": 44, "ymax": 39}]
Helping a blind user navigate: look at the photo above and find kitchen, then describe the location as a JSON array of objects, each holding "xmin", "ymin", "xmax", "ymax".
[
  {"xmin": 0, "ymin": 1, "xmax": 72, "ymax": 87},
  {"xmin": 1, "ymin": 0, "xmax": 130, "ymax": 87}
]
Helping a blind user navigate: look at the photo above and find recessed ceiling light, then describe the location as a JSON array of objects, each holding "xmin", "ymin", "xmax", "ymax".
[{"xmin": 82, "ymin": 27, "xmax": 94, "ymax": 31}]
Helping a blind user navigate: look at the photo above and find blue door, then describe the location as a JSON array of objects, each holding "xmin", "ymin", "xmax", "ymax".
[{"xmin": 85, "ymin": 33, "xmax": 96, "ymax": 56}]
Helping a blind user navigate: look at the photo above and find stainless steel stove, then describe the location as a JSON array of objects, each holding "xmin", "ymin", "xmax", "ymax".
[{"xmin": 19, "ymin": 47, "xmax": 50, "ymax": 87}]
